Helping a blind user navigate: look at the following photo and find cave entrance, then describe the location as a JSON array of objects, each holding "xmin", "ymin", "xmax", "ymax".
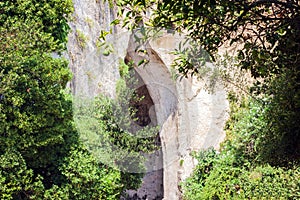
[
  {"xmin": 125, "ymin": 67, "xmax": 164, "ymax": 200},
  {"xmin": 129, "ymin": 77, "xmax": 157, "ymax": 128}
]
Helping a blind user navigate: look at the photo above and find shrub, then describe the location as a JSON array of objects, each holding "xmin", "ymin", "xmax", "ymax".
[{"xmin": 182, "ymin": 92, "xmax": 300, "ymax": 199}]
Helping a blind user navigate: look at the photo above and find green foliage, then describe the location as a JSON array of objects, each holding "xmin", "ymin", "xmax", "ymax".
[
  {"xmin": 74, "ymin": 70, "xmax": 159, "ymax": 190},
  {"xmin": 0, "ymin": 0, "xmax": 73, "ymax": 48},
  {"xmin": 117, "ymin": 0, "xmax": 153, "ymax": 30},
  {"xmin": 182, "ymin": 94, "xmax": 300, "ymax": 199},
  {"xmin": 118, "ymin": 60, "xmax": 131, "ymax": 78},
  {"xmin": 171, "ymin": 40, "xmax": 211, "ymax": 78},
  {"xmin": 76, "ymin": 29, "xmax": 89, "ymax": 49},
  {"xmin": 0, "ymin": 149, "xmax": 45, "ymax": 200},
  {"xmin": 55, "ymin": 147, "xmax": 122, "ymax": 200},
  {"xmin": 183, "ymin": 147, "xmax": 300, "ymax": 200},
  {"xmin": 118, "ymin": 2, "xmax": 300, "ymax": 199},
  {"xmin": 119, "ymin": 0, "xmax": 299, "ymax": 77},
  {"xmin": 0, "ymin": 1, "xmax": 125, "ymax": 199},
  {"xmin": 181, "ymin": 148, "xmax": 217, "ymax": 199},
  {"xmin": 250, "ymin": 71, "xmax": 300, "ymax": 165},
  {"xmin": 96, "ymin": 30, "xmax": 114, "ymax": 56},
  {"xmin": 0, "ymin": 7, "xmax": 72, "ymax": 168},
  {"xmin": 184, "ymin": 148, "xmax": 300, "ymax": 200},
  {"xmin": 182, "ymin": 65, "xmax": 299, "ymax": 199}
]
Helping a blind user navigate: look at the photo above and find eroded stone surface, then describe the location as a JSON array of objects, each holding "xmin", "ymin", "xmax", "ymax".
[
  {"xmin": 66, "ymin": 0, "xmax": 129, "ymax": 98},
  {"xmin": 67, "ymin": 2, "xmax": 229, "ymax": 199},
  {"xmin": 126, "ymin": 32, "xmax": 229, "ymax": 200}
]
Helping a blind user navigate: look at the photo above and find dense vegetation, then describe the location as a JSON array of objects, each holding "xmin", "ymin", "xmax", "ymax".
[
  {"xmin": 74, "ymin": 62, "xmax": 160, "ymax": 189},
  {"xmin": 0, "ymin": 0, "xmax": 158, "ymax": 199},
  {"xmin": 1, "ymin": 0, "xmax": 299, "ymax": 199},
  {"xmin": 182, "ymin": 95, "xmax": 300, "ymax": 199},
  {"xmin": 117, "ymin": 0, "xmax": 300, "ymax": 199}
]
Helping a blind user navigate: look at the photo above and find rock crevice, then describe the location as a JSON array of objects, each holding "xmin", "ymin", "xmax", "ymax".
[{"xmin": 67, "ymin": 1, "xmax": 229, "ymax": 199}]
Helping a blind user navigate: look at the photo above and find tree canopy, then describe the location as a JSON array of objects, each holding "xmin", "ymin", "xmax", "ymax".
[
  {"xmin": 118, "ymin": 0, "xmax": 299, "ymax": 76},
  {"xmin": 0, "ymin": 1, "xmax": 161, "ymax": 198},
  {"xmin": 0, "ymin": 1, "xmax": 123, "ymax": 199},
  {"xmin": 1, "ymin": 0, "xmax": 299, "ymax": 199}
]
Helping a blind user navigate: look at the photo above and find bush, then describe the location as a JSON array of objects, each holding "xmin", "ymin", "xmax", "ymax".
[
  {"xmin": 0, "ymin": 1, "xmax": 126, "ymax": 199},
  {"xmin": 183, "ymin": 148, "xmax": 300, "ymax": 200},
  {"xmin": 74, "ymin": 72, "xmax": 160, "ymax": 190},
  {"xmin": 182, "ymin": 90, "xmax": 300, "ymax": 199}
]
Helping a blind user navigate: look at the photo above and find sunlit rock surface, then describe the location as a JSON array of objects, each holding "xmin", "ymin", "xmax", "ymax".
[
  {"xmin": 67, "ymin": 1, "xmax": 229, "ymax": 199},
  {"xmin": 66, "ymin": 0, "xmax": 128, "ymax": 98}
]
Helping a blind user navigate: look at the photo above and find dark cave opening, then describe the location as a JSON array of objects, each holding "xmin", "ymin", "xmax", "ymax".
[
  {"xmin": 123, "ymin": 67, "xmax": 163, "ymax": 200},
  {"xmin": 130, "ymin": 84, "xmax": 156, "ymax": 127},
  {"xmin": 127, "ymin": 66, "xmax": 158, "ymax": 130}
]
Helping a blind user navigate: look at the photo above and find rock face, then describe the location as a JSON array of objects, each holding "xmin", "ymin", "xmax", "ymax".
[
  {"xmin": 66, "ymin": 0, "xmax": 128, "ymax": 98},
  {"xmin": 126, "ymin": 33, "xmax": 229, "ymax": 200},
  {"xmin": 67, "ymin": 1, "xmax": 229, "ymax": 199}
]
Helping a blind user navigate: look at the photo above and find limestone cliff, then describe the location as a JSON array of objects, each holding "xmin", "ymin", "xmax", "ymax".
[{"xmin": 67, "ymin": 1, "xmax": 229, "ymax": 199}]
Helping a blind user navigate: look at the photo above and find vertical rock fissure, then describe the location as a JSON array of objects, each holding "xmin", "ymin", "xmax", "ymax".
[
  {"xmin": 128, "ymin": 69, "xmax": 158, "ymax": 128},
  {"xmin": 123, "ymin": 66, "xmax": 164, "ymax": 200},
  {"xmin": 124, "ymin": 32, "xmax": 179, "ymax": 199},
  {"xmin": 66, "ymin": 1, "xmax": 230, "ymax": 195}
]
